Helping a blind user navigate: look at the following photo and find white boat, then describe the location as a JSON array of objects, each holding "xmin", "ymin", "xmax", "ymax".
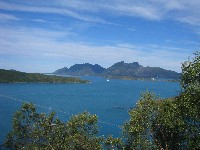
[{"xmin": 107, "ymin": 79, "xmax": 109, "ymax": 82}]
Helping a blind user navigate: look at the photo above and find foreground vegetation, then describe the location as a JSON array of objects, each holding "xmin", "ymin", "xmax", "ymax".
[
  {"xmin": 0, "ymin": 69, "xmax": 88, "ymax": 83},
  {"xmin": 1, "ymin": 52, "xmax": 200, "ymax": 149}
]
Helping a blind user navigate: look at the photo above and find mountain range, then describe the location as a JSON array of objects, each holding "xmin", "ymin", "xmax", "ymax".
[{"xmin": 54, "ymin": 61, "xmax": 181, "ymax": 79}]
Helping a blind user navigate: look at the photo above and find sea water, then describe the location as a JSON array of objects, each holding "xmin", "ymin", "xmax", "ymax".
[{"xmin": 0, "ymin": 76, "xmax": 180, "ymax": 144}]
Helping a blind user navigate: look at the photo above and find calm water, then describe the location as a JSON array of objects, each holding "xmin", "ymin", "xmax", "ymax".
[{"xmin": 0, "ymin": 76, "xmax": 180, "ymax": 144}]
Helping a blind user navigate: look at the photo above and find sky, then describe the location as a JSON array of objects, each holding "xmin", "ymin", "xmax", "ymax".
[{"xmin": 0, "ymin": 0, "xmax": 199, "ymax": 73}]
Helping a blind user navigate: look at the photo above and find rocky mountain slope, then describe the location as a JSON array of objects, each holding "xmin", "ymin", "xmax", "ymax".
[{"xmin": 54, "ymin": 61, "xmax": 181, "ymax": 79}]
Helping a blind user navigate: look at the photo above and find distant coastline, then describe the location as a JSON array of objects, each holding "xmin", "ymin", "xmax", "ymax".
[{"xmin": 104, "ymin": 76, "xmax": 180, "ymax": 82}]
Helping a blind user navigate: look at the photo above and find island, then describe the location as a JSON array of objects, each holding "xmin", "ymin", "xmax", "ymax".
[{"xmin": 0, "ymin": 69, "xmax": 88, "ymax": 83}]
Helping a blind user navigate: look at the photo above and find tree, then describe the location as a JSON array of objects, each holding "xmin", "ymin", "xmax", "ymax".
[
  {"xmin": 181, "ymin": 51, "xmax": 200, "ymax": 89},
  {"xmin": 4, "ymin": 103, "xmax": 102, "ymax": 150},
  {"xmin": 176, "ymin": 51, "xmax": 200, "ymax": 149},
  {"xmin": 122, "ymin": 92, "xmax": 185, "ymax": 150},
  {"xmin": 123, "ymin": 52, "xmax": 200, "ymax": 149},
  {"xmin": 104, "ymin": 135, "xmax": 123, "ymax": 150}
]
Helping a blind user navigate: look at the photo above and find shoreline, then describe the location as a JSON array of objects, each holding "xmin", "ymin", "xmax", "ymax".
[{"xmin": 0, "ymin": 81, "xmax": 89, "ymax": 84}]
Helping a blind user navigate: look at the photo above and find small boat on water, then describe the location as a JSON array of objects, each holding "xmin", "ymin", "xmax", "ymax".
[{"xmin": 107, "ymin": 79, "xmax": 109, "ymax": 82}]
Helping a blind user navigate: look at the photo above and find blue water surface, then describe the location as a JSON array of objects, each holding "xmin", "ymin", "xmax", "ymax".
[{"xmin": 0, "ymin": 76, "xmax": 180, "ymax": 144}]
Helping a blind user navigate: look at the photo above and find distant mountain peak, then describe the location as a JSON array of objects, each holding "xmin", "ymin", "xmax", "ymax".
[
  {"xmin": 113, "ymin": 61, "xmax": 141, "ymax": 66},
  {"xmin": 130, "ymin": 62, "xmax": 140, "ymax": 66},
  {"xmin": 109, "ymin": 61, "xmax": 142, "ymax": 69}
]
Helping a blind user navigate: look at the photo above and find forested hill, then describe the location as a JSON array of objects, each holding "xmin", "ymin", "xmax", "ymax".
[
  {"xmin": 54, "ymin": 61, "xmax": 181, "ymax": 79},
  {"xmin": 0, "ymin": 69, "xmax": 88, "ymax": 83}
]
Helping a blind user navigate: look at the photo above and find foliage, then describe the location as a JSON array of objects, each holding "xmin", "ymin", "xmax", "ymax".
[
  {"xmin": 176, "ymin": 51, "xmax": 200, "ymax": 149},
  {"xmin": 4, "ymin": 103, "xmax": 102, "ymax": 150},
  {"xmin": 181, "ymin": 51, "xmax": 200, "ymax": 89},
  {"xmin": 122, "ymin": 91, "xmax": 159, "ymax": 149},
  {"xmin": 104, "ymin": 135, "xmax": 123, "ymax": 150},
  {"xmin": 0, "ymin": 69, "xmax": 88, "ymax": 83},
  {"xmin": 123, "ymin": 52, "xmax": 200, "ymax": 149},
  {"xmin": 122, "ymin": 92, "xmax": 186, "ymax": 149}
]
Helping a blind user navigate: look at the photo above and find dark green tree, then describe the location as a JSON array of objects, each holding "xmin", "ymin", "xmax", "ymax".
[
  {"xmin": 176, "ymin": 51, "xmax": 200, "ymax": 149},
  {"xmin": 122, "ymin": 92, "xmax": 159, "ymax": 149},
  {"xmin": 104, "ymin": 135, "xmax": 123, "ymax": 150},
  {"xmin": 4, "ymin": 103, "xmax": 102, "ymax": 150},
  {"xmin": 123, "ymin": 52, "xmax": 200, "ymax": 149},
  {"xmin": 181, "ymin": 52, "xmax": 200, "ymax": 89},
  {"xmin": 122, "ymin": 91, "xmax": 185, "ymax": 149}
]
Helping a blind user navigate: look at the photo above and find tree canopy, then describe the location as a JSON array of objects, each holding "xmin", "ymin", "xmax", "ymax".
[
  {"xmin": 3, "ymin": 103, "xmax": 103, "ymax": 150},
  {"xmin": 123, "ymin": 52, "xmax": 200, "ymax": 149}
]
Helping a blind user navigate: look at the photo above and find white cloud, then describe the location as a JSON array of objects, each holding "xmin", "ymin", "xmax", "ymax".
[
  {"xmin": 54, "ymin": 0, "xmax": 164, "ymax": 20},
  {"xmin": 0, "ymin": 13, "xmax": 20, "ymax": 21},
  {"xmin": 31, "ymin": 19, "xmax": 49, "ymax": 23},
  {"xmin": 56, "ymin": 0, "xmax": 200, "ymax": 26},
  {"xmin": 0, "ymin": 1, "xmax": 110, "ymax": 24},
  {"xmin": 0, "ymin": 26, "xmax": 189, "ymax": 73},
  {"xmin": 1, "ymin": 0, "xmax": 200, "ymax": 26}
]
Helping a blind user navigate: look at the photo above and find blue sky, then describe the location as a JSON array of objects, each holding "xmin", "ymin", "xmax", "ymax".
[{"xmin": 0, "ymin": 0, "xmax": 199, "ymax": 73}]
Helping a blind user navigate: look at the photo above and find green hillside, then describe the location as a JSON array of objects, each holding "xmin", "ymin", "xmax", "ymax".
[{"xmin": 0, "ymin": 69, "xmax": 88, "ymax": 83}]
